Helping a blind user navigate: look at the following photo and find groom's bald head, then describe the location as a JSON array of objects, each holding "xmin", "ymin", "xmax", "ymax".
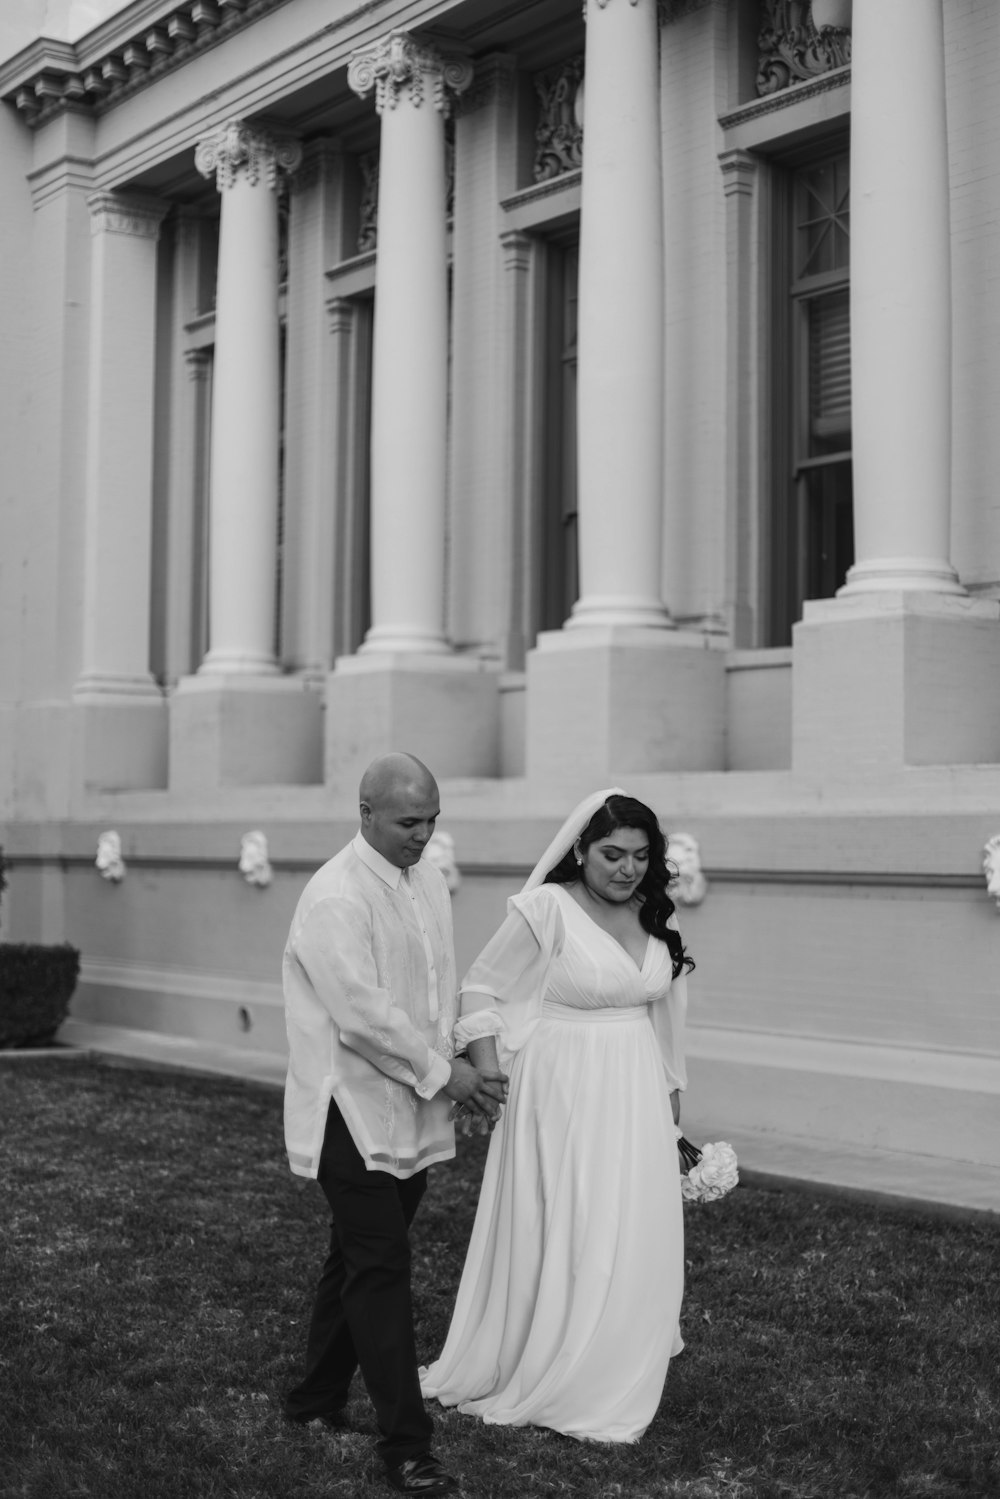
[{"xmin": 359, "ymin": 753, "xmax": 440, "ymax": 869}]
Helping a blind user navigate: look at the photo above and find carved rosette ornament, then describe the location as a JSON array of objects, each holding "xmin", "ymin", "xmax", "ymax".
[
  {"xmin": 194, "ymin": 119, "xmax": 303, "ymax": 192},
  {"xmin": 347, "ymin": 33, "xmax": 474, "ymax": 118},
  {"xmin": 756, "ymin": 0, "xmax": 851, "ymax": 98},
  {"xmin": 533, "ymin": 57, "xmax": 585, "ymax": 183}
]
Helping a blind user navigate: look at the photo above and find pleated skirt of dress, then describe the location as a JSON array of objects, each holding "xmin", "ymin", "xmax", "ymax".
[{"xmin": 421, "ymin": 1003, "xmax": 685, "ymax": 1444}]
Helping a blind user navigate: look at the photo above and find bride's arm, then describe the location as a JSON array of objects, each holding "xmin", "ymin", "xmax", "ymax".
[{"xmin": 466, "ymin": 1034, "xmax": 500, "ymax": 1074}]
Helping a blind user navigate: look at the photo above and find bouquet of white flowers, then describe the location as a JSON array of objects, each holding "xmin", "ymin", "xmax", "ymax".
[{"xmin": 675, "ymin": 1129, "xmax": 739, "ymax": 1203}]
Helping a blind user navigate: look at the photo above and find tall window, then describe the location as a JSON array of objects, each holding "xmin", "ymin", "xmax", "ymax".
[
  {"xmin": 770, "ymin": 148, "xmax": 852, "ymax": 645},
  {"xmin": 541, "ymin": 236, "xmax": 580, "ymax": 631}
]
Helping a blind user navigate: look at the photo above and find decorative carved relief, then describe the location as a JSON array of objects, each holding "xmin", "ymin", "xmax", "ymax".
[
  {"xmin": 357, "ymin": 151, "xmax": 380, "ymax": 252},
  {"xmin": 88, "ymin": 191, "xmax": 167, "ymax": 238},
  {"xmin": 533, "ymin": 57, "xmax": 585, "ymax": 184},
  {"xmin": 666, "ymin": 833, "xmax": 708, "ymax": 907},
  {"xmin": 96, "ymin": 831, "xmax": 126, "ymax": 883},
  {"xmin": 347, "ymin": 33, "xmax": 474, "ymax": 118},
  {"xmin": 757, "ymin": 0, "xmax": 851, "ymax": 97},
  {"xmin": 239, "ymin": 830, "xmax": 273, "ymax": 888},
  {"xmin": 194, "ymin": 119, "xmax": 302, "ymax": 192},
  {"xmin": 983, "ymin": 836, "xmax": 1000, "ymax": 911},
  {"xmin": 423, "ymin": 830, "xmax": 461, "ymax": 894}
]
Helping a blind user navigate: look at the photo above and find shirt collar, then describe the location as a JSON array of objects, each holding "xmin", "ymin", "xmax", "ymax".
[{"xmin": 353, "ymin": 831, "xmax": 408, "ymax": 890}]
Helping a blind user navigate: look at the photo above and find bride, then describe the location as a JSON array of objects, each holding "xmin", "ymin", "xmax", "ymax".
[{"xmin": 421, "ymin": 789, "xmax": 694, "ymax": 1444}]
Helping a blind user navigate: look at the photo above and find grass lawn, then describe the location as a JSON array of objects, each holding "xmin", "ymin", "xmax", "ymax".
[{"xmin": 1, "ymin": 1056, "xmax": 997, "ymax": 1499}]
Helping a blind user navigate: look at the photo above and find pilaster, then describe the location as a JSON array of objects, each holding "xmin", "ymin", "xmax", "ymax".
[
  {"xmin": 449, "ymin": 54, "xmax": 520, "ymax": 661},
  {"xmin": 281, "ymin": 138, "xmax": 354, "ymax": 680},
  {"xmin": 73, "ymin": 188, "xmax": 169, "ymax": 793}
]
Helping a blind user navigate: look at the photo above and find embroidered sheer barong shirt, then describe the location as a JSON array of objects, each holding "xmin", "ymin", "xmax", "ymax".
[{"xmin": 283, "ymin": 833, "xmax": 458, "ymax": 1181}]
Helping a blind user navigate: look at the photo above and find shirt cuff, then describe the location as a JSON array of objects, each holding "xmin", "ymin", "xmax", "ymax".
[{"xmin": 414, "ymin": 1050, "xmax": 452, "ymax": 1100}]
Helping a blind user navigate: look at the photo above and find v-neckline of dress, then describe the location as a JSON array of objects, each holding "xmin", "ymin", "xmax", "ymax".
[{"xmin": 555, "ymin": 884, "xmax": 653, "ymax": 975}]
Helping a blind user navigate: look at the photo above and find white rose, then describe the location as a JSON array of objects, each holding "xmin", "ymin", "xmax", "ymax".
[{"xmin": 690, "ymin": 1141, "xmax": 739, "ymax": 1201}]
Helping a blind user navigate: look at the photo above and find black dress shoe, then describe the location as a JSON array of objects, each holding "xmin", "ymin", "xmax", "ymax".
[
  {"xmin": 383, "ymin": 1453, "xmax": 459, "ymax": 1495},
  {"xmin": 287, "ymin": 1408, "xmax": 350, "ymax": 1431}
]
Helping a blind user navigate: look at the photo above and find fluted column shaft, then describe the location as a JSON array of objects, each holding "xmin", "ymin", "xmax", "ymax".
[
  {"xmin": 195, "ymin": 120, "xmax": 301, "ymax": 673},
  {"xmin": 842, "ymin": 0, "xmax": 961, "ymax": 595},
  {"xmin": 348, "ymin": 34, "xmax": 472, "ymax": 653},
  {"xmin": 568, "ymin": 0, "xmax": 671, "ymax": 632}
]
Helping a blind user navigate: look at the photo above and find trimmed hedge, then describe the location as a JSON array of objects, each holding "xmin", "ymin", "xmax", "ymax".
[{"xmin": 0, "ymin": 943, "xmax": 80, "ymax": 1048}]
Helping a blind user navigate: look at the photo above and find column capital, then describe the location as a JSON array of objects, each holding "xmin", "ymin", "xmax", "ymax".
[
  {"xmin": 87, "ymin": 190, "xmax": 168, "ymax": 238},
  {"xmin": 347, "ymin": 32, "xmax": 473, "ymax": 118},
  {"xmin": 194, "ymin": 119, "xmax": 303, "ymax": 192}
]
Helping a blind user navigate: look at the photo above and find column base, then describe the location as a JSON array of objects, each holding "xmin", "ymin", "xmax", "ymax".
[
  {"xmin": 169, "ymin": 675, "xmax": 323, "ymax": 792},
  {"xmin": 74, "ymin": 693, "xmax": 168, "ymax": 793},
  {"xmin": 792, "ymin": 591, "xmax": 1000, "ymax": 771},
  {"xmin": 324, "ymin": 654, "xmax": 500, "ymax": 790},
  {"xmin": 525, "ymin": 628, "xmax": 726, "ymax": 782}
]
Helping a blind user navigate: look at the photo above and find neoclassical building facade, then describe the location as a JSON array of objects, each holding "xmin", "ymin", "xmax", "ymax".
[{"xmin": 1, "ymin": 0, "xmax": 998, "ymax": 1182}]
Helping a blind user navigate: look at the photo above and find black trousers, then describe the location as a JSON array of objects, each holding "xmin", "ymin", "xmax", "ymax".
[{"xmin": 284, "ymin": 1100, "xmax": 434, "ymax": 1465}]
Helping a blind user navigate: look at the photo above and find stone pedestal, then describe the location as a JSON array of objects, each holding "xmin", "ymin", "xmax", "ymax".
[
  {"xmin": 792, "ymin": 594, "xmax": 1000, "ymax": 771},
  {"xmin": 72, "ymin": 696, "xmax": 167, "ymax": 795},
  {"xmin": 324, "ymin": 655, "xmax": 500, "ymax": 790},
  {"xmin": 169, "ymin": 677, "xmax": 322, "ymax": 791},
  {"xmin": 525, "ymin": 631, "xmax": 725, "ymax": 783}
]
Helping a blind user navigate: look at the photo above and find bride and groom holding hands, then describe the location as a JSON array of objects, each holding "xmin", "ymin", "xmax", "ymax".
[{"xmin": 281, "ymin": 753, "xmax": 695, "ymax": 1496}]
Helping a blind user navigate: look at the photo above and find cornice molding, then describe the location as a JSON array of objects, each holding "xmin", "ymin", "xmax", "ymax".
[
  {"xmin": 194, "ymin": 118, "xmax": 302, "ymax": 191},
  {"xmin": 719, "ymin": 63, "xmax": 849, "ymax": 130},
  {"xmin": 0, "ymin": 0, "xmax": 295, "ymax": 130},
  {"xmin": 501, "ymin": 167, "xmax": 582, "ymax": 216},
  {"xmin": 347, "ymin": 32, "xmax": 473, "ymax": 118}
]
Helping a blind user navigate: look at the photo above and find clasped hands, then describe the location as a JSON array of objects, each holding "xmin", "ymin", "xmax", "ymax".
[{"xmin": 443, "ymin": 1055, "xmax": 509, "ymax": 1136}]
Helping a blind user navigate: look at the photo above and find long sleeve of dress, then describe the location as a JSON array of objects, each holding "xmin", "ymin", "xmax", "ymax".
[
  {"xmin": 455, "ymin": 887, "xmax": 565, "ymax": 1063},
  {"xmin": 648, "ymin": 914, "xmax": 688, "ymax": 1092}
]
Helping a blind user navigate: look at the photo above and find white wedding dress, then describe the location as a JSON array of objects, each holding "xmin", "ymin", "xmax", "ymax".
[{"xmin": 421, "ymin": 881, "xmax": 687, "ymax": 1444}]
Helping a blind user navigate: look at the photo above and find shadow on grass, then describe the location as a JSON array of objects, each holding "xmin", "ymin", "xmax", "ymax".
[{"xmin": 0, "ymin": 1056, "xmax": 997, "ymax": 1499}]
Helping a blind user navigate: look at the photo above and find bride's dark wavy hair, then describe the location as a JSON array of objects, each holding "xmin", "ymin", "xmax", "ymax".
[{"xmin": 544, "ymin": 794, "xmax": 695, "ymax": 979}]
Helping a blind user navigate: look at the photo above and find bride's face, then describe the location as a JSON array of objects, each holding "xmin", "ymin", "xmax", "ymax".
[{"xmin": 577, "ymin": 827, "xmax": 650, "ymax": 905}]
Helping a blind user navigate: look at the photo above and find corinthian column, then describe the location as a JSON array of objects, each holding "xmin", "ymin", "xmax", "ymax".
[
  {"xmin": 324, "ymin": 35, "xmax": 501, "ymax": 789},
  {"xmin": 791, "ymin": 0, "xmax": 1000, "ymax": 771},
  {"xmin": 171, "ymin": 120, "xmax": 325, "ymax": 791},
  {"xmin": 194, "ymin": 118, "xmax": 301, "ymax": 673},
  {"xmin": 348, "ymin": 33, "xmax": 472, "ymax": 653},
  {"xmin": 525, "ymin": 0, "xmax": 726, "ymax": 780},
  {"xmin": 568, "ymin": 0, "xmax": 670, "ymax": 633}
]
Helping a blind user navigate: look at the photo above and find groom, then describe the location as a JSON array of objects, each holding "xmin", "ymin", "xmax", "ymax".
[{"xmin": 282, "ymin": 752, "xmax": 506, "ymax": 1496}]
